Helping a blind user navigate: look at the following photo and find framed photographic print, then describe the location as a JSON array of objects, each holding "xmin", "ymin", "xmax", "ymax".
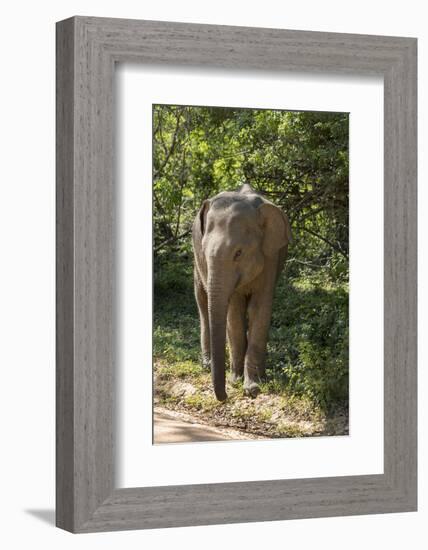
[{"xmin": 56, "ymin": 16, "xmax": 417, "ymax": 532}]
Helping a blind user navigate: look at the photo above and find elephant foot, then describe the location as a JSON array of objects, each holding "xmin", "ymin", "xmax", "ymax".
[
  {"xmin": 229, "ymin": 371, "xmax": 243, "ymax": 385},
  {"xmin": 244, "ymin": 382, "xmax": 261, "ymax": 398}
]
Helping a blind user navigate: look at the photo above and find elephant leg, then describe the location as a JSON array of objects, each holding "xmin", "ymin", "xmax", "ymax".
[
  {"xmin": 194, "ymin": 272, "xmax": 210, "ymax": 369},
  {"xmin": 244, "ymin": 289, "xmax": 274, "ymax": 397},
  {"xmin": 227, "ymin": 293, "xmax": 247, "ymax": 383}
]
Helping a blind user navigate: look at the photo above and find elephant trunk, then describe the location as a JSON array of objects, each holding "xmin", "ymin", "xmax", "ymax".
[{"xmin": 207, "ymin": 272, "xmax": 231, "ymax": 402}]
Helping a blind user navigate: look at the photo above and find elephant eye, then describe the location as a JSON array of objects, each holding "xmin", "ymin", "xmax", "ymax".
[{"xmin": 234, "ymin": 249, "xmax": 242, "ymax": 261}]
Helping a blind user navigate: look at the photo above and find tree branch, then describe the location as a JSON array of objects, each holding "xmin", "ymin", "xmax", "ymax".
[
  {"xmin": 302, "ymin": 227, "xmax": 349, "ymax": 260},
  {"xmin": 153, "ymin": 110, "xmax": 182, "ymax": 180},
  {"xmin": 154, "ymin": 228, "xmax": 192, "ymax": 253}
]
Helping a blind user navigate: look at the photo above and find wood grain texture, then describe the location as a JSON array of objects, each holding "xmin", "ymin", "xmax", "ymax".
[
  {"xmin": 56, "ymin": 18, "xmax": 75, "ymax": 531},
  {"xmin": 56, "ymin": 16, "xmax": 417, "ymax": 533}
]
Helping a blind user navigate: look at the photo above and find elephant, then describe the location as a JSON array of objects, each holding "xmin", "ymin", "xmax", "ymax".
[{"xmin": 192, "ymin": 183, "xmax": 291, "ymax": 401}]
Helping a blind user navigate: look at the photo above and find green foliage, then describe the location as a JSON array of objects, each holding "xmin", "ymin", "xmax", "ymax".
[
  {"xmin": 153, "ymin": 104, "xmax": 349, "ymax": 415},
  {"xmin": 153, "ymin": 105, "xmax": 349, "ymax": 283},
  {"xmin": 267, "ymin": 276, "xmax": 348, "ymax": 411},
  {"xmin": 153, "ymin": 257, "xmax": 200, "ymax": 364},
  {"xmin": 183, "ymin": 393, "xmax": 219, "ymax": 412},
  {"xmin": 156, "ymin": 361, "xmax": 204, "ymax": 380}
]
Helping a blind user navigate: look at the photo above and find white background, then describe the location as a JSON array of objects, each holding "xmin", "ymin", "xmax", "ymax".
[
  {"xmin": 118, "ymin": 67, "xmax": 384, "ymax": 487},
  {"xmin": 0, "ymin": 1, "xmax": 425, "ymax": 549}
]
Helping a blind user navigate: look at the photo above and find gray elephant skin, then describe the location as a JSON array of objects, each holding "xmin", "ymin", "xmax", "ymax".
[{"xmin": 192, "ymin": 184, "xmax": 292, "ymax": 401}]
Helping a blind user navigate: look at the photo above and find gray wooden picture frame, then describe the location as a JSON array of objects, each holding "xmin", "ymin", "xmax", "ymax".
[{"xmin": 56, "ymin": 16, "xmax": 417, "ymax": 533}]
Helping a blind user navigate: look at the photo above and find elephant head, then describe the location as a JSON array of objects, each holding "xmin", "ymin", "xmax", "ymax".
[{"xmin": 194, "ymin": 186, "xmax": 291, "ymax": 401}]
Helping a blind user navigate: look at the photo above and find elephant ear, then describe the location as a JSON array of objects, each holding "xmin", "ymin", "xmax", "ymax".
[
  {"xmin": 193, "ymin": 199, "xmax": 211, "ymax": 240},
  {"xmin": 258, "ymin": 202, "xmax": 292, "ymax": 257}
]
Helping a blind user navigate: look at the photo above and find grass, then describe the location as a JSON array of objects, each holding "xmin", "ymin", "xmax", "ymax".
[{"xmin": 153, "ymin": 250, "xmax": 349, "ymax": 438}]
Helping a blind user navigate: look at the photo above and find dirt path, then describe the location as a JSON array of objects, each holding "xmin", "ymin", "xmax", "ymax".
[{"xmin": 153, "ymin": 407, "xmax": 266, "ymax": 444}]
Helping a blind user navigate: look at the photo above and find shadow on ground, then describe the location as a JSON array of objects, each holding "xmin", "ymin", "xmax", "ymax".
[
  {"xmin": 154, "ymin": 409, "xmax": 235, "ymax": 444},
  {"xmin": 25, "ymin": 509, "xmax": 55, "ymax": 526}
]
